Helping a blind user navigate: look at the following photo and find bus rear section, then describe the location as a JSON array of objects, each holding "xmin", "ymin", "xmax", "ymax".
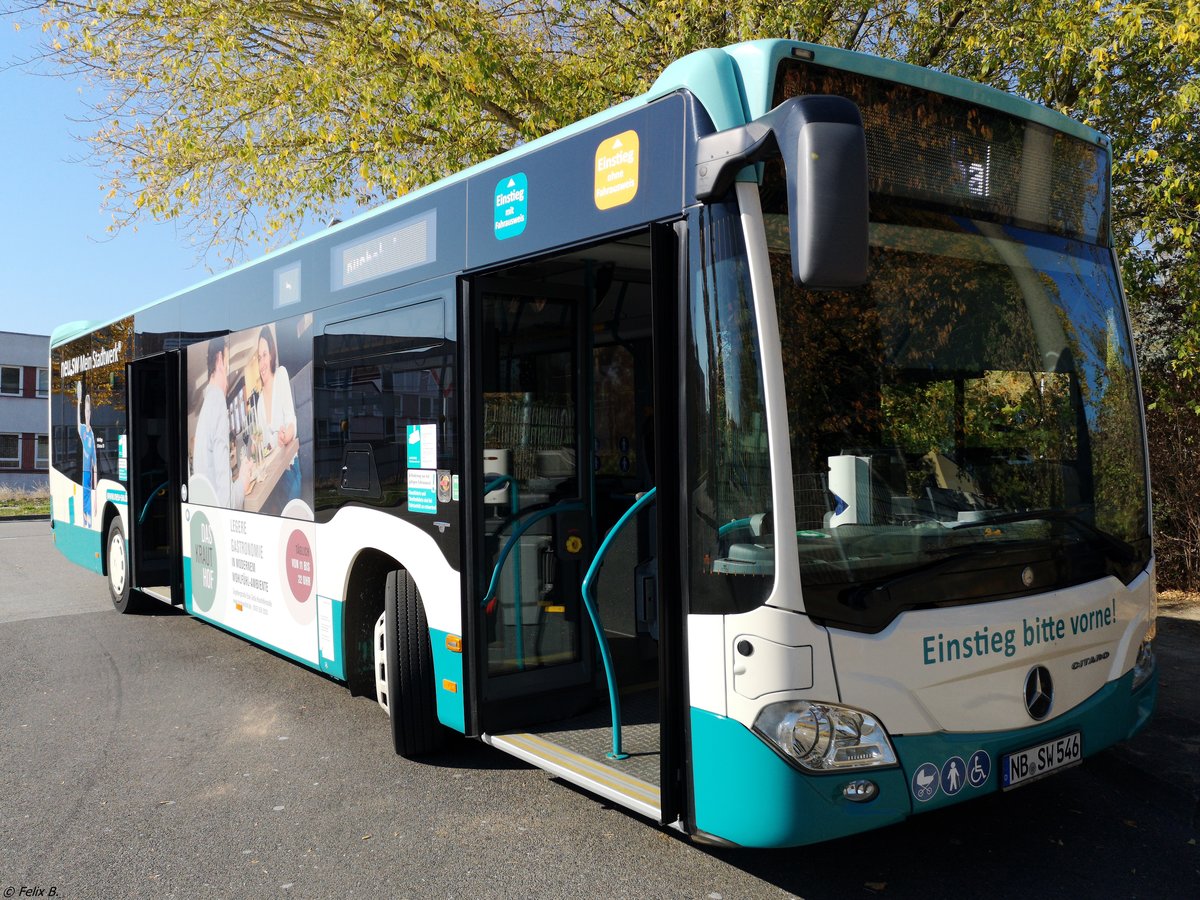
[{"xmin": 676, "ymin": 46, "xmax": 1156, "ymax": 847}]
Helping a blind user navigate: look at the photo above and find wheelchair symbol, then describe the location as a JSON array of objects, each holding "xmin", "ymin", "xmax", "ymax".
[{"xmin": 967, "ymin": 749, "xmax": 991, "ymax": 788}]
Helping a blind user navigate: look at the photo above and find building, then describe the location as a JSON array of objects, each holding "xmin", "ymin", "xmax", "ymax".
[{"xmin": 0, "ymin": 331, "xmax": 50, "ymax": 491}]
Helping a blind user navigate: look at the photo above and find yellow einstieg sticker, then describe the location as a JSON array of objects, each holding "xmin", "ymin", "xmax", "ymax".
[{"xmin": 594, "ymin": 130, "xmax": 639, "ymax": 209}]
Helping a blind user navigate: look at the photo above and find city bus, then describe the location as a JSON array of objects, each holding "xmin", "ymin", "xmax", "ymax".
[{"xmin": 48, "ymin": 39, "xmax": 1157, "ymax": 848}]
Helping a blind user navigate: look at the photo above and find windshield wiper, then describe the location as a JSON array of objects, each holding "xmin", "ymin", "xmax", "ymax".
[
  {"xmin": 844, "ymin": 543, "xmax": 1016, "ymax": 608},
  {"xmin": 967, "ymin": 509, "xmax": 1138, "ymax": 565}
]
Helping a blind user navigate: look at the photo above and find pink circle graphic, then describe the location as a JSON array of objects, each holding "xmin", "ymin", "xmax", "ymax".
[{"xmin": 285, "ymin": 529, "xmax": 314, "ymax": 603}]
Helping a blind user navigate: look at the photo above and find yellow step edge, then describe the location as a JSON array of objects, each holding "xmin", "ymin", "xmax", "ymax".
[{"xmin": 501, "ymin": 732, "xmax": 660, "ymax": 804}]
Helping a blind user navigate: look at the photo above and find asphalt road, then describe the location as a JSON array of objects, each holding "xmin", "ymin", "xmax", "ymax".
[{"xmin": 1, "ymin": 518, "xmax": 1197, "ymax": 899}]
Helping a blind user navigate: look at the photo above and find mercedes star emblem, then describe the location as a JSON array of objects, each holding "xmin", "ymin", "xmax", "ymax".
[{"xmin": 1024, "ymin": 665, "xmax": 1054, "ymax": 720}]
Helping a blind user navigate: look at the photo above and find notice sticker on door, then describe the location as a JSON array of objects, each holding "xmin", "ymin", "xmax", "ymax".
[
  {"xmin": 406, "ymin": 424, "xmax": 437, "ymax": 469},
  {"xmin": 594, "ymin": 130, "xmax": 639, "ymax": 210},
  {"xmin": 407, "ymin": 469, "xmax": 437, "ymax": 514}
]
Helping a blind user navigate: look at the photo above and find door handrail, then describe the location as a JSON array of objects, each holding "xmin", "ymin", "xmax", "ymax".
[
  {"xmin": 581, "ymin": 486, "xmax": 656, "ymax": 760},
  {"xmin": 483, "ymin": 473, "xmax": 524, "ymax": 667},
  {"xmin": 138, "ymin": 481, "xmax": 170, "ymax": 525},
  {"xmin": 481, "ymin": 498, "xmax": 584, "ymax": 670},
  {"xmin": 480, "ymin": 500, "xmax": 584, "ymax": 609}
]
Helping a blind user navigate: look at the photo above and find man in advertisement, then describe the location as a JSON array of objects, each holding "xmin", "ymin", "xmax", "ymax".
[
  {"xmin": 76, "ymin": 382, "xmax": 96, "ymax": 527},
  {"xmin": 193, "ymin": 337, "xmax": 252, "ymax": 509}
]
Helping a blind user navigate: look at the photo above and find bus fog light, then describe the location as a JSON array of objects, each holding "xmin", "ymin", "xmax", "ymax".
[
  {"xmin": 842, "ymin": 780, "xmax": 878, "ymax": 802},
  {"xmin": 753, "ymin": 701, "xmax": 897, "ymax": 772},
  {"xmin": 1132, "ymin": 638, "xmax": 1155, "ymax": 690}
]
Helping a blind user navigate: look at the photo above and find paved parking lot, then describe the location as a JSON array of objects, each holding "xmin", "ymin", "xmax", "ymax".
[{"xmin": 1, "ymin": 519, "xmax": 1197, "ymax": 898}]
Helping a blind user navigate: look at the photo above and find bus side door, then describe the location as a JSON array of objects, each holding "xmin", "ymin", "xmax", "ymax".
[{"xmin": 127, "ymin": 351, "xmax": 185, "ymax": 603}]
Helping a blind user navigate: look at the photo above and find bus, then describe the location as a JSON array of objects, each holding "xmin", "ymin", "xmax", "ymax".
[{"xmin": 48, "ymin": 39, "xmax": 1157, "ymax": 848}]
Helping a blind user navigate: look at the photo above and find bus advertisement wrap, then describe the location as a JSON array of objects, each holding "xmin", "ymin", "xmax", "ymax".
[
  {"xmin": 185, "ymin": 314, "xmax": 315, "ymax": 520},
  {"xmin": 49, "ymin": 316, "xmax": 134, "ymax": 554},
  {"xmin": 183, "ymin": 313, "xmax": 318, "ymax": 663},
  {"xmin": 184, "ymin": 504, "xmax": 319, "ymax": 666}
]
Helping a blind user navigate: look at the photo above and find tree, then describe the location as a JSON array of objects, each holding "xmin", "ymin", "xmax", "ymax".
[
  {"xmin": 9, "ymin": 2, "xmax": 1200, "ymax": 575},
  {"xmin": 7, "ymin": 1, "xmax": 594, "ymax": 253},
  {"xmin": 11, "ymin": 3, "xmax": 1198, "ymax": 283}
]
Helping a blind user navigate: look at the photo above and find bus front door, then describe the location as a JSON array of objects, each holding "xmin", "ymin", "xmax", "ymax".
[
  {"xmin": 467, "ymin": 226, "xmax": 683, "ymax": 823},
  {"xmin": 126, "ymin": 351, "xmax": 184, "ymax": 604}
]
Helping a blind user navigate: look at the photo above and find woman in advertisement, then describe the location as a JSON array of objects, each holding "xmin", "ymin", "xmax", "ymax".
[{"xmin": 255, "ymin": 324, "xmax": 301, "ymax": 512}]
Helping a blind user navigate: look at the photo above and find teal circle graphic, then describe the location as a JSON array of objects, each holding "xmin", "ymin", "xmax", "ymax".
[{"xmin": 190, "ymin": 511, "xmax": 218, "ymax": 612}]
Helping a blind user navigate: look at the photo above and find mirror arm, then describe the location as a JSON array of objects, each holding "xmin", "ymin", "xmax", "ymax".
[
  {"xmin": 694, "ymin": 120, "xmax": 779, "ymax": 202},
  {"xmin": 694, "ymin": 96, "xmax": 864, "ymax": 202}
]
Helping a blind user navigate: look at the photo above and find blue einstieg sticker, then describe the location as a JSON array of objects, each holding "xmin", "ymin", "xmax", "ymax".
[{"xmin": 494, "ymin": 173, "xmax": 528, "ymax": 240}]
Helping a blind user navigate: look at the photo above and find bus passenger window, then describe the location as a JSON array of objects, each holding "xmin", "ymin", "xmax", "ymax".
[{"xmin": 313, "ymin": 300, "xmax": 456, "ymax": 524}]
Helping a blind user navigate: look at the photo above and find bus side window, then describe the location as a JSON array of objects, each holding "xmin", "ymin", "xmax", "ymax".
[
  {"xmin": 686, "ymin": 203, "xmax": 774, "ymax": 615},
  {"xmin": 313, "ymin": 299, "xmax": 456, "ymax": 522}
]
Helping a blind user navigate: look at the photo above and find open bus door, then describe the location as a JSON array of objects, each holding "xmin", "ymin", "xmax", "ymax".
[
  {"xmin": 464, "ymin": 224, "xmax": 683, "ymax": 825},
  {"xmin": 126, "ymin": 351, "xmax": 185, "ymax": 604}
]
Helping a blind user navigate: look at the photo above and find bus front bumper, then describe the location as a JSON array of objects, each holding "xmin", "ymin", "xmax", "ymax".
[{"xmin": 688, "ymin": 665, "xmax": 1157, "ymax": 848}]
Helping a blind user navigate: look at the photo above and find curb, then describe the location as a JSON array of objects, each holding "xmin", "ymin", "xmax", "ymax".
[{"xmin": 0, "ymin": 514, "xmax": 51, "ymax": 522}]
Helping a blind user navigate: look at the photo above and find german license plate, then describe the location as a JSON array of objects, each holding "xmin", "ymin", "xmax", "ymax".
[{"xmin": 1001, "ymin": 731, "xmax": 1082, "ymax": 790}]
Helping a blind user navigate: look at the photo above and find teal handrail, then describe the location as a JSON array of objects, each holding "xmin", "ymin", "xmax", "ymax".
[
  {"xmin": 138, "ymin": 481, "xmax": 169, "ymax": 525},
  {"xmin": 484, "ymin": 474, "xmax": 526, "ymax": 667},
  {"xmin": 718, "ymin": 516, "xmax": 751, "ymax": 536},
  {"xmin": 581, "ymin": 487, "xmax": 656, "ymax": 760},
  {"xmin": 481, "ymin": 500, "xmax": 584, "ymax": 609}
]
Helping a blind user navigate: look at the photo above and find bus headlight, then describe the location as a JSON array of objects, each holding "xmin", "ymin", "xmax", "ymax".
[
  {"xmin": 1132, "ymin": 638, "xmax": 1155, "ymax": 690},
  {"xmin": 753, "ymin": 700, "xmax": 897, "ymax": 772}
]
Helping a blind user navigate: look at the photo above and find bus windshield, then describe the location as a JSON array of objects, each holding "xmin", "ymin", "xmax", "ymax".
[{"xmin": 761, "ymin": 197, "xmax": 1149, "ymax": 631}]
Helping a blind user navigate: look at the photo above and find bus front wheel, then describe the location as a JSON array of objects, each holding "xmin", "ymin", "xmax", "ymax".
[
  {"xmin": 106, "ymin": 518, "xmax": 146, "ymax": 614},
  {"xmin": 384, "ymin": 570, "xmax": 446, "ymax": 759}
]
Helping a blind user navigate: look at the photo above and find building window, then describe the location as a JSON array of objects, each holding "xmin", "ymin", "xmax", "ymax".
[
  {"xmin": 0, "ymin": 366, "xmax": 21, "ymax": 396},
  {"xmin": 0, "ymin": 433, "xmax": 19, "ymax": 469},
  {"xmin": 36, "ymin": 368, "xmax": 49, "ymax": 398},
  {"xmin": 35, "ymin": 434, "xmax": 49, "ymax": 469}
]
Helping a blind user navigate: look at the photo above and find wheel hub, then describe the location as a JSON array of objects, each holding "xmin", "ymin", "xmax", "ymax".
[{"xmin": 109, "ymin": 531, "xmax": 126, "ymax": 595}]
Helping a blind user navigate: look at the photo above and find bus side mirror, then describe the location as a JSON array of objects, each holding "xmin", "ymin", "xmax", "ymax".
[
  {"xmin": 695, "ymin": 96, "xmax": 869, "ymax": 289},
  {"xmin": 785, "ymin": 105, "xmax": 869, "ymax": 287}
]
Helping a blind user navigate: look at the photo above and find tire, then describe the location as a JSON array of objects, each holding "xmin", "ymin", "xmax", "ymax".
[
  {"xmin": 107, "ymin": 518, "xmax": 147, "ymax": 614},
  {"xmin": 384, "ymin": 570, "xmax": 446, "ymax": 758}
]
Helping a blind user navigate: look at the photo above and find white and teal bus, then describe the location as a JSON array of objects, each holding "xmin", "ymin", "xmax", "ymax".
[{"xmin": 49, "ymin": 40, "xmax": 1157, "ymax": 848}]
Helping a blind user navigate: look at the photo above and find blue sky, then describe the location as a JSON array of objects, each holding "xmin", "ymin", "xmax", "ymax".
[
  {"xmin": 0, "ymin": 21, "xmax": 346, "ymax": 339},
  {"xmin": 0, "ymin": 22, "xmax": 204, "ymax": 337}
]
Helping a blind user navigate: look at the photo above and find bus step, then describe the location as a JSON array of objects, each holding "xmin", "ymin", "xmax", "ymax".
[{"xmin": 482, "ymin": 731, "xmax": 660, "ymax": 821}]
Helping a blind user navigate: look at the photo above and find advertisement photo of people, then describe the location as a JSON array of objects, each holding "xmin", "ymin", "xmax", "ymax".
[{"xmin": 186, "ymin": 314, "xmax": 315, "ymax": 520}]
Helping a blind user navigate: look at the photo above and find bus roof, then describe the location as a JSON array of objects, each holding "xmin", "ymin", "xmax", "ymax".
[
  {"xmin": 670, "ymin": 40, "xmax": 1106, "ymax": 145},
  {"xmin": 52, "ymin": 39, "xmax": 1105, "ymax": 348}
]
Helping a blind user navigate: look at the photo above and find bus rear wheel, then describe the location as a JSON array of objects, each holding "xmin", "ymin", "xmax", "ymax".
[
  {"xmin": 107, "ymin": 518, "xmax": 147, "ymax": 614},
  {"xmin": 384, "ymin": 570, "xmax": 446, "ymax": 758}
]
